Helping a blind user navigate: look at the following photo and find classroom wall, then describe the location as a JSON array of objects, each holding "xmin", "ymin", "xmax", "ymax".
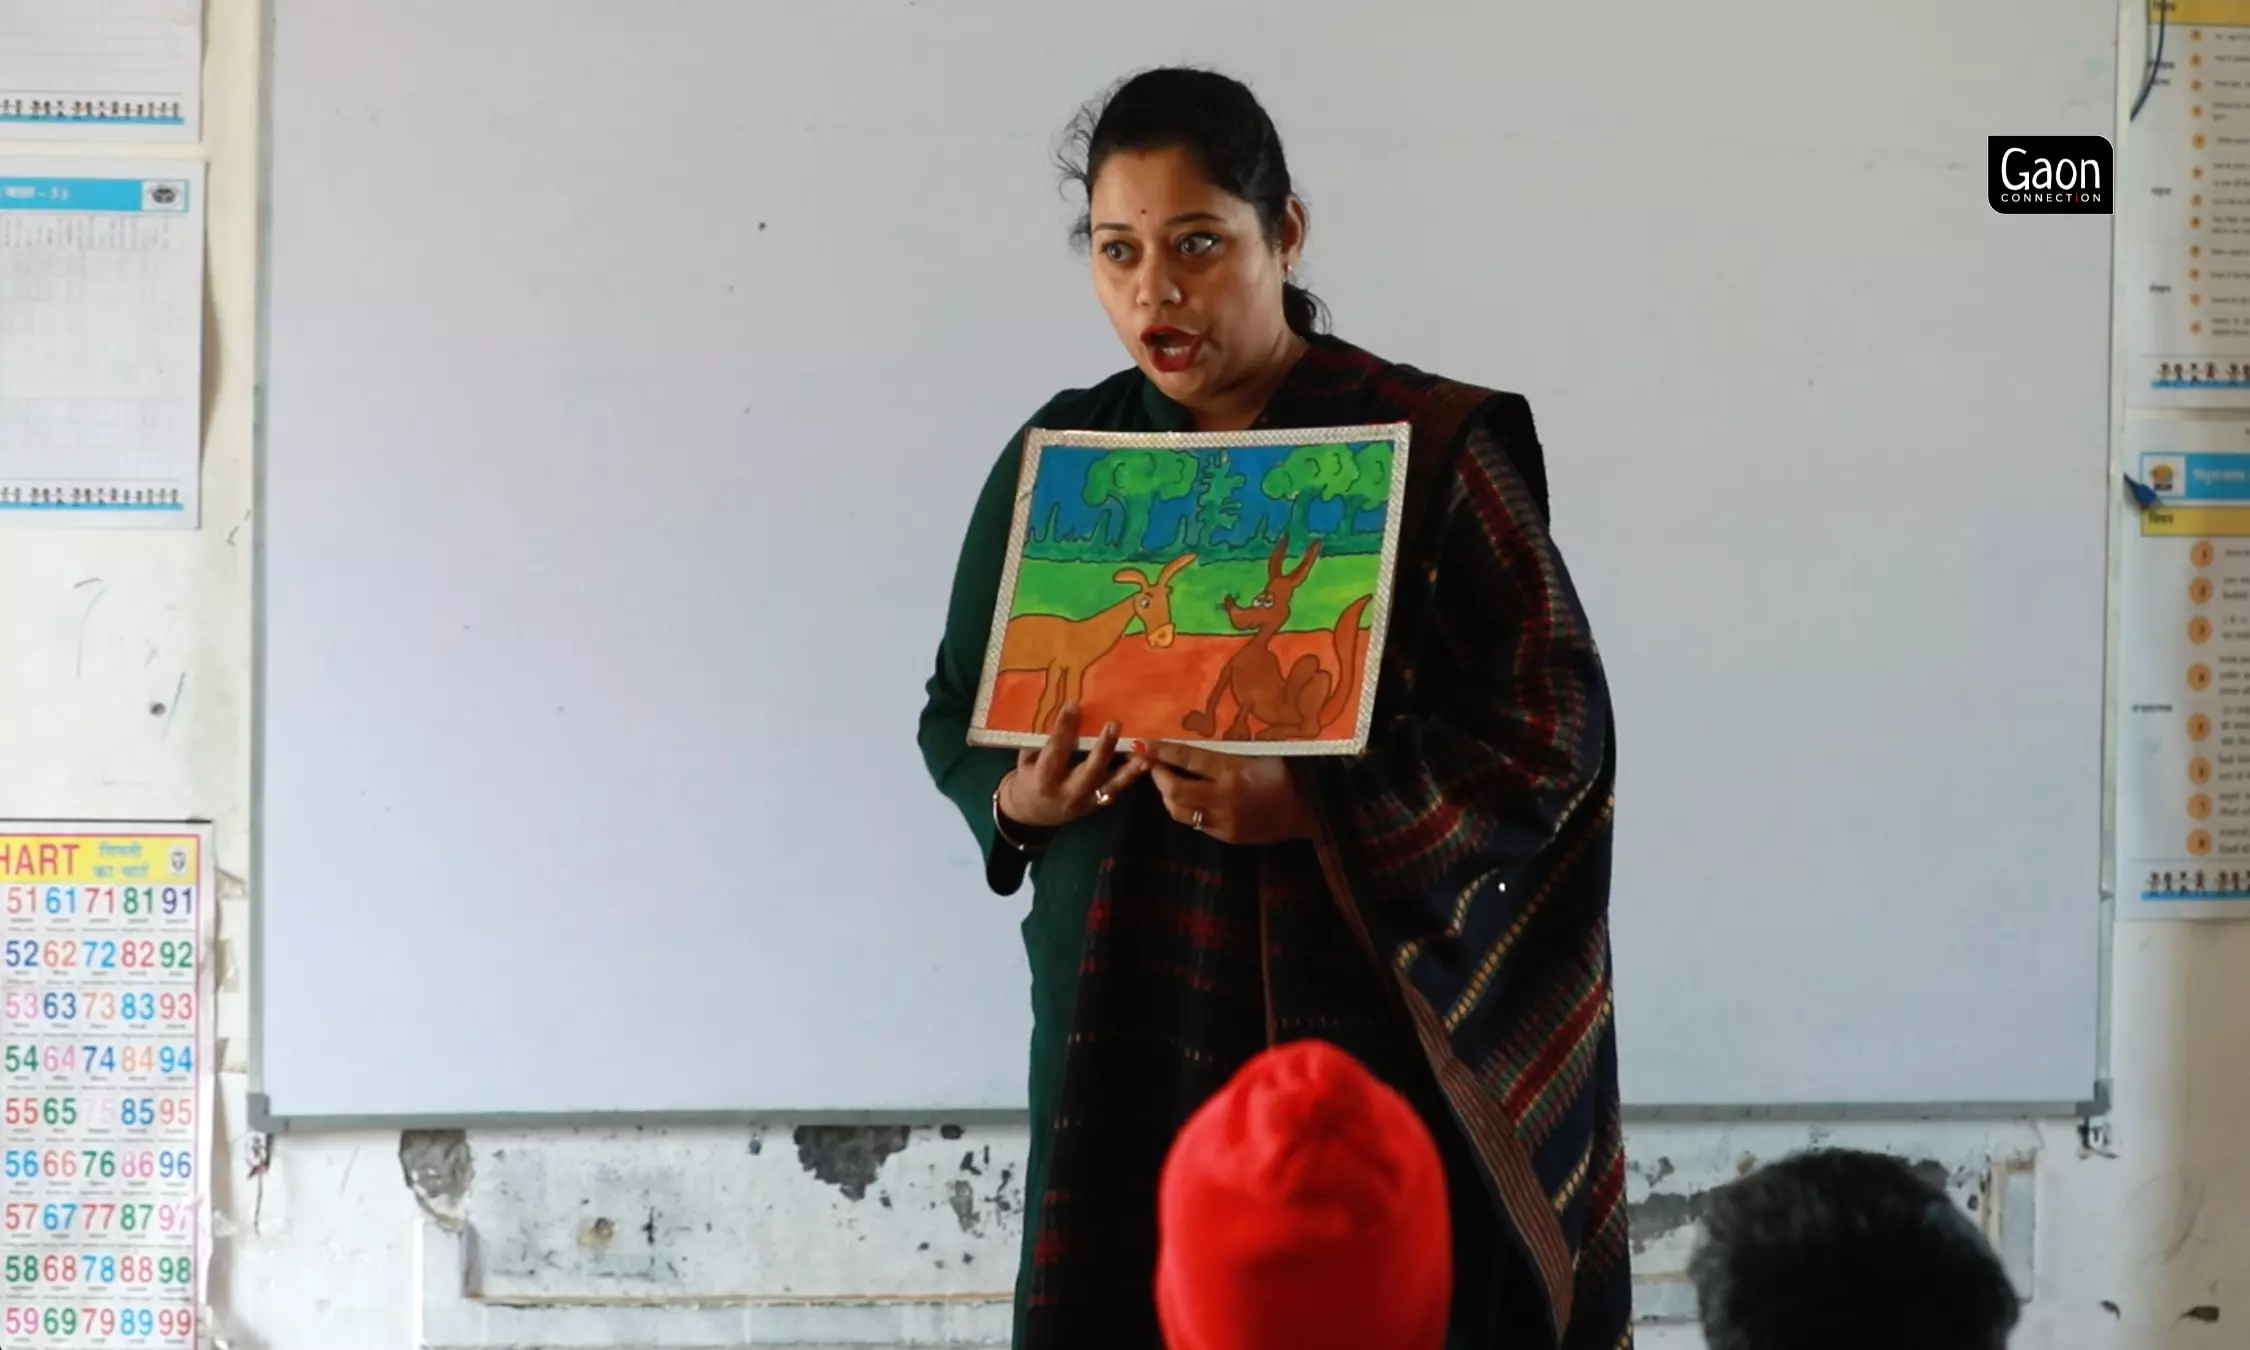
[{"xmin": 6, "ymin": 2, "xmax": 2234, "ymax": 1345}]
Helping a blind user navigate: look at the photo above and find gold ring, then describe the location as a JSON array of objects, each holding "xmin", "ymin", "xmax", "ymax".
[{"xmin": 1093, "ymin": 788, "xmax": 1112, "ymax": 807}]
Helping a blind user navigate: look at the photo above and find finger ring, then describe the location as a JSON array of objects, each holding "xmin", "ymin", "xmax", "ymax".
[
  {"xmin": 1093, "ymin": 788, "xmax": 1112, "ymax": 807},
  {"xmin": 1190, "ymin": 808, "xmax": 1205, "ymax": 831}
]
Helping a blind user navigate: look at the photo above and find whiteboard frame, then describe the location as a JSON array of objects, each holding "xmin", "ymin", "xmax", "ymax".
[
  {"xmin": 242, "ymin": 1089, "xmax": 2114, "ymax": 1135},
  {"xmin": 240, "ymin": 0, "xmax": 2123, "ymax": 1132}
]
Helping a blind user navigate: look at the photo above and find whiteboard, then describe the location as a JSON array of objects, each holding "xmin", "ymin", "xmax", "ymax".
[{"xmin": 255, "ymin": 0, "xmax": 2116, "ymax": 1123}]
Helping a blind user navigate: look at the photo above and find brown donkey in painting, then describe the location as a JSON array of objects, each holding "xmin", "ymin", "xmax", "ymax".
[
  {"xmin": 999, "ymin": 552, "xmax": 1197, "ymax": 733},
  {"xmin": 1182, "ymin": 535, "xmax": 1370, "ymax": 742}
]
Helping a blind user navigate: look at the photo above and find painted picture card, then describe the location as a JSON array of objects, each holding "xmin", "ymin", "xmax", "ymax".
[{"xmin": 968, "ymin": 421, "xmax": 1412, "ymax": 756}]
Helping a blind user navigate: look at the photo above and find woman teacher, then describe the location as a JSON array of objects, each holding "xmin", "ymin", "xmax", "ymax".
[{"xmin": 916, "ymin": 67, "xmax": 1629, "ymax": 1350}]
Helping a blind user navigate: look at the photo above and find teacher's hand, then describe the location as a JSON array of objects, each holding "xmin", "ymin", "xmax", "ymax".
[
  {"xmin": 1137, "ymin": 740, "xmax": 1313, "ymax": 846},
  {"xmin": 998, "ymin": 702, "xmax": 1147, "ymax": 831}
]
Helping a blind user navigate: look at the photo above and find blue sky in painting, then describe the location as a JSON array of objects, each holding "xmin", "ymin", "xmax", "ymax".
[{"xmin": 1029, "ymin": 443, "xmax": 1389, "ymax": 555}]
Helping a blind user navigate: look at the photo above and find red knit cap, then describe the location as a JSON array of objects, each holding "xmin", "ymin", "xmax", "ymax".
[{"xmin": 1155, "ymin": 1038, "xmax": 1452, "ymax": 1350}]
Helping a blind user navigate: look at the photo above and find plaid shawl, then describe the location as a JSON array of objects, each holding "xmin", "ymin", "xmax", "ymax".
[{"xmin": 1022, "ymin": 337, "xmax": 1630, "ymax": 1350}]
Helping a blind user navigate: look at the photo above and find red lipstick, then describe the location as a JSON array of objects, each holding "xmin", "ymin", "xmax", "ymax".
[{"xmin": 1141, "ymin": 325, "xmax": 1203, "ymax": 374}]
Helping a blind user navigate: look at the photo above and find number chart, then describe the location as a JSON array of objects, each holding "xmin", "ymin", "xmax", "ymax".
[{"xmin": 0, "ymin": 826, "xmax": 211, "ymax": 1350}]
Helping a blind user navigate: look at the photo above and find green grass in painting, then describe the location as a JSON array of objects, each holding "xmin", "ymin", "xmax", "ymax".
[{"xmin": 1010, "ymin": 557, "xmax": 1379, "ymax": 634}]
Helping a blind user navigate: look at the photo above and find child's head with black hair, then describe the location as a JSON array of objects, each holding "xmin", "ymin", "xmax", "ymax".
[{"xmin": 1688, "ymin": 1148, "xmax": 2020, "ymax": 1350}]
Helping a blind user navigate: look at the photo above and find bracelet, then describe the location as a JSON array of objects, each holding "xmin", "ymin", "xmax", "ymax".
[{"xmin": 992, "ymin": 778, "xmax": 1054, "ymax": 855}]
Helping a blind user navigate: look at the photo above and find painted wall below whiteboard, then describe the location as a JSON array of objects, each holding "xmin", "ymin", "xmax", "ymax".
[{"xmin": 0, "ymin": 1, "xmax": 2225, "ymax": 1346}]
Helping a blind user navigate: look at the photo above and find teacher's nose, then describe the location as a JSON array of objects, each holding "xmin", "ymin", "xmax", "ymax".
[{"xmin": 1135, "ymin": 258, "xmax": 1184, "ymax": 310}]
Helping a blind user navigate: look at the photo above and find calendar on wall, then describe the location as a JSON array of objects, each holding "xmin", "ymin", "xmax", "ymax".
[
  {"xmin": 0, "ymin": 1, "xmax": 202, "ymax": 142},
  {"xmin": 0, "ymin": 824, "xmax": 213, "ymax": 1349},
  {"xmin": 0, "ymin": 159, "xmax": 205, "ymax": 529}
]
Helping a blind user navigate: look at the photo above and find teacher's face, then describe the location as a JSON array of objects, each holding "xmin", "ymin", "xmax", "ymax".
[{"xmin": 1088, "ymin": 146, "xmax": 1301, "ymax": 416}]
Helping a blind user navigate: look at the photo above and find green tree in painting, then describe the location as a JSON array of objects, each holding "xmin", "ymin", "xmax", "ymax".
[
  {"xmin": 1084, "ymin": 448, "xmax": 1198, "ymax": 555},
  {"xmin": 1261, "ymin": 442, "xmax": 1358, "ymax": 546},
  {"xmin": 1189, "ymin": 450, "xmax": 1248, "ymax": 550},
  {"xmin": 1341, "ymin": 440, "xmax": 1393, "ymax": 542}
]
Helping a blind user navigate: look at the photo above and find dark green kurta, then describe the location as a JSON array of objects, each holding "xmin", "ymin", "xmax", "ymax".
[{"xmin": 914, "ymin": 369, "xmax": 1191, "ymax": 1326}]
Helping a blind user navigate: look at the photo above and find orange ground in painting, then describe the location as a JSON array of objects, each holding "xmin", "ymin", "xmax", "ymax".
[{"xmin": 985, "ymin": 632, "xmax": 1368, "ymax": 746}]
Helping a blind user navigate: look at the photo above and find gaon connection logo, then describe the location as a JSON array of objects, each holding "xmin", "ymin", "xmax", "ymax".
[{"xmin": 1989, "ymin": 135, "xmax": 2112, "ymax": 214}]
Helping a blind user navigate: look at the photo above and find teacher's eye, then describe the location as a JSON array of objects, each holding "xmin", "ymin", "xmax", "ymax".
[
  {"xmin": 1100, "ymin": 240, "xmax": 1135, "ymax": 264},
  {"xmin": 1176, "ymin": 232, "xmax": 1219, "ymax": 257}
]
